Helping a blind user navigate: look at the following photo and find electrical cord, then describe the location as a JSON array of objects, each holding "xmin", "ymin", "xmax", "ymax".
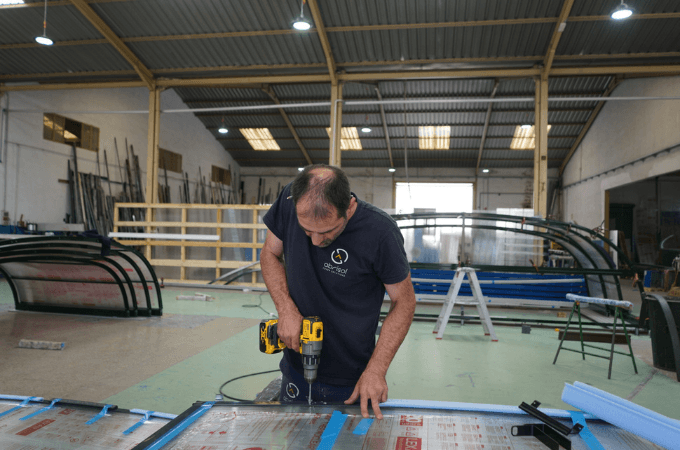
[
  {"xmin": 218, "ymin": 369, "xmax": 281, "ymax": 402},
  {"xmin": 242, "ymin": 291, "xmax": 276, "ymax": 317}
]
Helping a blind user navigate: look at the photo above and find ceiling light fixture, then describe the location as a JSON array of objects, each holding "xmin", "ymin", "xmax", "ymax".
[
  {"xmin": 218, "ymin": 117, "xmax": 228, "ymax": 134},
  {"xmin": 611, "ymin": 0, "xmax": 633, "ymax": 20},
  {"xmin": 0, "ymin": 0, "xmax": 25, "ymax": 6},
  {"xmin": 520, "ymin": 124, "xmax": 533, "ymax": 130},
  {"xmin": 361, "ymin": 127, "xmax": 372, "ymax": 133},
  {"xmin": 35, "ymin": 0, "xmax": 53, "ymax": 46},
  {"xmin": 388, "ymin": 168, "xmax": 396, "ymax": 173},
  {"xmin": 482, "ymin": 169, "xmax": 490, "ymax": 173},
  {"xmin": 298, "ymin": 167, "xmax": 304, "ymax": 172},
  {"xmin": 292, "ymin": 0, "xmax": 312, "ymax": 31}
]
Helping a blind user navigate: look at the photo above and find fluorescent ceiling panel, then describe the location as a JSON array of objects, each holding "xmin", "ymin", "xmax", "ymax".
[
  {"xmin": 510, "ymin": 125, "xmax": 552, "ymax": 150},
  {"xmin": 239, "ymin": 128, "xmax": 280, "ymax": 151},
  {"xmin": 325, "ymin": 127, "xmax": 362, "ymax": 150},
  {"xmin": 418, "ymin": 126, "xmax": 451, "ymax": 150}
]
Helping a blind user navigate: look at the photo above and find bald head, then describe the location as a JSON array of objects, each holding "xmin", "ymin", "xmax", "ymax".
[{"xmin": 291, "ymin": 164, "xmax": 351, "ymax": 219}]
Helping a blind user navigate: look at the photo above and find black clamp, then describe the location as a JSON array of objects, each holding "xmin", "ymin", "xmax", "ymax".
[{"xmin": 512, "ymin": 401, "xmax": 582, "ymax": 450}]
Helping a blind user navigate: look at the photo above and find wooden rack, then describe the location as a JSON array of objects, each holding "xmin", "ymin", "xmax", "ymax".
[{"xmin": 112, "ymin": 203, "xmax": 270, "ymax": 286}]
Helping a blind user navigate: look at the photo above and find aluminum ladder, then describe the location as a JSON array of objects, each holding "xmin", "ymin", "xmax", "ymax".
[{"xmin": 433, "ymin": 267, "xmax": 498, "ymax": 341}]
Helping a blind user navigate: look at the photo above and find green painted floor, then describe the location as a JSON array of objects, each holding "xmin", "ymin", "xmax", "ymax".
[{"xmin": 1, "ymin": 283, "xmax": 679, "ymax": 421}]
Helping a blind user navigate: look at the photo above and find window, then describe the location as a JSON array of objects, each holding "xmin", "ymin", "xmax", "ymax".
[
  {"xmin": 211, "ymin": 165, "xmax": 231, "ymax": 185},
  {"xmin": 43, "ymin": 113, "xmax": 99, "ymax": 152},
  {"xmin": 159, "ymin": 148, "xmax": 182, "ymax": 173}
]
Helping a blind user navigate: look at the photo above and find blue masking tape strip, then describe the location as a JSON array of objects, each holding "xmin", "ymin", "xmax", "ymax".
[
  {"xmin": 20, "ymin": 398, "xmax": 61, "ymax": 421},
  {"xmin": 353, "ymin": 418, "xmax": 374, "ymax": 435},
  {"xmin": 316, "ymin": 411, "xmax": 348, "ymax": 450},
  {"xmin": 0, "ymin": 397, "xmax": 40, "ymax": 419},
  {"xmin": 569, "ymin": 411, "xmax": 605, "ymax": 450},
  {"xmin": 123, "ymin": 410, "xmax": 154, "ymax": 435},
  {"xmin": 143, "ymin": 402, "xmax": 215, "ymax": 450},
  {"xmin": 86, "ymin": 404, "xmax": 114, "ymax": 425}
]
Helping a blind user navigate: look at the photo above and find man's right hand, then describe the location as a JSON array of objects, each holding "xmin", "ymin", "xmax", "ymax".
[{"xmin": 277, "ymin": 310, "xmax": 303, "ymax": 352}]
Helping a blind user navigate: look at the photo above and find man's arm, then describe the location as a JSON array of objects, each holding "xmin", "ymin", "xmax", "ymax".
[
  {"xmin": 260, "ymin": 231, "xmax": 302, "ymax": 351},
  {"xmin": 345, "ymin": 274, "xmax": 416, "ymax": 419}
]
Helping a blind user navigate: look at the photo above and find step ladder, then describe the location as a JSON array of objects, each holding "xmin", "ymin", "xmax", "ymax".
[{"xmin": 433, "ymin": 267, "xmax": 498, "ymax": 341}]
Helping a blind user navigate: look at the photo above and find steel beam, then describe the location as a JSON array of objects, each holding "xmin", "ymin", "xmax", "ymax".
[
  {"xmin": 559, "ymin": 76, "xmax": 622, "ymax": 176},
  {"xmin": 263, "ymin": 87, "xmax": 313, "ymax": 165},
  {"xmin": 0, "ymin": 81, "xmax": 146, "ymax": 91},
  {"xmin": 307, "ymin": 0, "xmax": 337, "ymax": 84},
  {"xmin": 544, "ymin": 0, "xmax": 574, "ymax": 73},
  {"xmin": 534, "ymin": 74, "xmax": 549, "ymax": 218},
  {"xmin": 156, "ymin": 74, "xmax": 329, "ymax": 87},
  {"xmin": 69, "ymin": 0, "xmax": 154, "ymax": 89},
  {"xmin": 329, "ymin": 83, "xmax": 343, "ymax": 167},
  {"xmin": 146, "ymin": 87, "xmax": 161, "ymax": 206}
]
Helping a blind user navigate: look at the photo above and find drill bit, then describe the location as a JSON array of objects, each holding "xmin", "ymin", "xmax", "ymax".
[{"xmin": 308, "ymin": 383, "xmax": 312, "ymax": 405}]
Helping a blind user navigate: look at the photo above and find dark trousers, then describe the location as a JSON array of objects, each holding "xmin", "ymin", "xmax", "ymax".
[{"xmin": 279, "ymin": 358, "xmax": 355, "ymax": 404}]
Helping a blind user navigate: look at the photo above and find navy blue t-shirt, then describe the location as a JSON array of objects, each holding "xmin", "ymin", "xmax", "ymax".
[{"xmin": 263, "ymin": 183, "xmax": 410, "ymax": 385}]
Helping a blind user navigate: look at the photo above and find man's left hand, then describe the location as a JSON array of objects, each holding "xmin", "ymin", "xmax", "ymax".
[{"xmin": 344, "ymin": 370, "xmax": 388, "ymax": 419}]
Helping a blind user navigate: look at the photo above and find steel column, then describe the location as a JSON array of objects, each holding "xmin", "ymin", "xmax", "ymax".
[{"xmin": 329, "ymin": 83, "xmax": 343, "ymax": 167}]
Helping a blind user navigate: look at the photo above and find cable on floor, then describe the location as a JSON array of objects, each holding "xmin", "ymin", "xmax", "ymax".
[
  {"xmin": 218, "ymin": 369, "xmax": 281, "ymax": 402},
  {"xmin": 242, "ymin": 291, "xmax": 276, "ymax": 317}
]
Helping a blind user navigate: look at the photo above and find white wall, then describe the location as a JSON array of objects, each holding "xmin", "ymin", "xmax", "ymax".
[
  {"xmin": 562, "ymin": 76, "xmax": 680, "ymax": 228},
  {"xmin": 0, "ymin": 87, "xmax": 239, "ymax": 225},
  {"xmin": 239, "ymin": 166, "xmax": 556, "ymax": 213}
]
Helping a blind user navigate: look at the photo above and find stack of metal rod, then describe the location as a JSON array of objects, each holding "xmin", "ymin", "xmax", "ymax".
[{"xmin": 66, "ymin": 138, "xmax": 145, "ymax": 235}]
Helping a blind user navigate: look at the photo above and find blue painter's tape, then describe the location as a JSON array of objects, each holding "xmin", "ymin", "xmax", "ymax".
[
  {"xmin": 86, "ymin": 404, "xmax": 114, "ymax": 425},
  {"xmin": 353, "ymin": 418, "xmax": 374, "ymax": 435},
  {"xmin": 316, "ymin": 410, "xmax": 348, "ymax": 450},
  {"xmin": 0, "ymin": 397, "xmax": 40, "ymax": 419},
  {"xmin": 569, "ymin": 411, "xmax": 605, "ymax": 450},
  {"xmin": 381, "ymin": 399, "xmax": 596, "ymax": 420},
  {"xmin": 123, "ymin": 410, "xmax": 154, "ymax": 435},
  {"xmin": 20, "ymin": 398, "xmax": 61, "ymax": 421},
  {"xmin": 143, "ymin": 402, "xmax": 215, "ymax": 450}
]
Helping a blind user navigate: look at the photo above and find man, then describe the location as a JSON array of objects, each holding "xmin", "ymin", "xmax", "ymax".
[{"xmin": 260, "ymin": 164, "xmax": 416, "ymax": 419}]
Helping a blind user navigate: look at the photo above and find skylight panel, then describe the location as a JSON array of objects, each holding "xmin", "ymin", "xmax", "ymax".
[
  {"xmin": 326, "ymin": 127, "xmax": 362, "ymax": 150},
  {"xmin": 510, "ymin": 125, "xmax": 552, "ymax": 150},
  {"xmin": 418, "ymin": 126, "xmax": 451, "ymax": 150},
  {"xmin": 239, "ymin": 128, "xmax": 280, "ymax": 151}
]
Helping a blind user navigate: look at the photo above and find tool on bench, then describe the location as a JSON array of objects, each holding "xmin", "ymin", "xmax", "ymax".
[{"xmin": 260, "ymin": 316, "xmax": 323, "ymax": 405}]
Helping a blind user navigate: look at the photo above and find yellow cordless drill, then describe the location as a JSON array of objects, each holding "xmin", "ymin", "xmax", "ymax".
[{"xmin": 260, "ymin": 316, "xmax": 323, "ymax": 405}]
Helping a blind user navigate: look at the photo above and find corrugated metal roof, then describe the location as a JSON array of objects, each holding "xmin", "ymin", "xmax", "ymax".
[
  {"xmin": 92, "ymin": 0, "xmax": 304, "ymax": 37},
  {"xmin": 2, "ymin": 0, "xmax": 674, "ymax": 169},
  {"xmin": 0, "ymin": 4, "xmax": 102, "ymax": 45}
]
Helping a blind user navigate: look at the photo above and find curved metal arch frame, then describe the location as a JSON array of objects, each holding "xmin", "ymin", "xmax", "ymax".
[
  {"xmin": 394, "ymin": 212, "xmax": 633, "ymax": 270},
  {"xmin": 0, "ymin": 255, "xmax": 134, "ymax": 317},
  {"xmin": 394, "ymin": 213, "xmax": 629, "ymax": 300},
  {"xmin": 0, "ymin": 236, "xmax": 163, "ymax": 315},
  {"xmin": 0, "ymin": 242, "xmax": 154, "ymax": 314},
  {"xmin": 397, "ymin": 222, "xmax": 610, "ymax": 298}
]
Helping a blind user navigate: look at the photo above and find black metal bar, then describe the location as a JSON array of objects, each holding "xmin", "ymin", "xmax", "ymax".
[
  {"xmin": 518, "ymin": 401, "xmax": 580, "ymax": 436},
  {"xmin": 646, "ymin": 293, "xmax": 680, "ymax": 382}
]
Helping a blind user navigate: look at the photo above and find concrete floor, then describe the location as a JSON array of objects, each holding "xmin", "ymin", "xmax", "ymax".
[{"xmin": 1, "ymin": 280, "xmax": 679, "ymax": 422}]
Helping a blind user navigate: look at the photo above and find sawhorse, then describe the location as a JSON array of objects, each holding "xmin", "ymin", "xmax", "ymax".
[
  {"xmin": 553, "ymin": 293, "xmax": 638, "ymax": 379},
  {"xmin": 433, "ymin": 267, "xmax": 498, "ymax": 341}
]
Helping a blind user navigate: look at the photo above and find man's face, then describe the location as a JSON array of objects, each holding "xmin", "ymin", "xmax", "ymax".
[{"xmin": 296, "ymin": 207, "xmax": 349, "ymax": 248}]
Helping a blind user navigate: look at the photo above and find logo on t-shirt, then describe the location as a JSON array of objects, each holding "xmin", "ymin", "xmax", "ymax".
[
  {"xmin": 330, "ymin": 248, "xmax": 348, "ymax": 264},
  {"xmin": 324, "ymin": 248, "xmax": 349, "ymax": 277}
]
